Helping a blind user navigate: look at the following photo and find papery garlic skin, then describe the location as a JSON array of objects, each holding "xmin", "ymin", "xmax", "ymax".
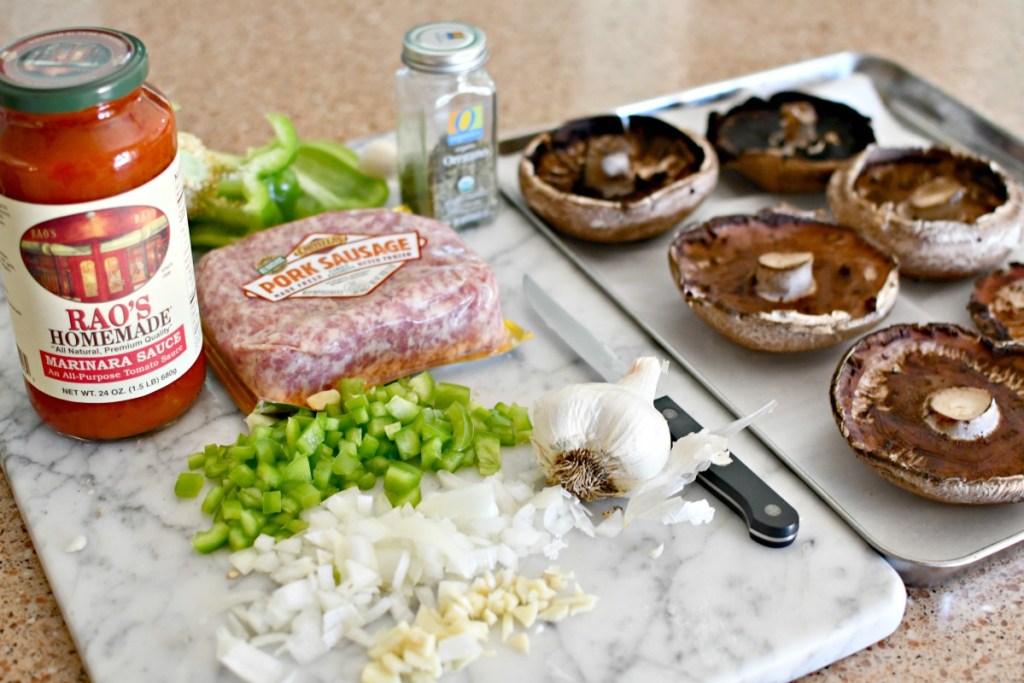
[{"xmin": 531, "ymin": 357, "xmax": 671, "ymax": 501}]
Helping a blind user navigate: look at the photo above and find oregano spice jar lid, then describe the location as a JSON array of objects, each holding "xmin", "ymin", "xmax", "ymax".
[{"xmin": 401, "ymin": 22, "xmax": 489, "ymax": 74}]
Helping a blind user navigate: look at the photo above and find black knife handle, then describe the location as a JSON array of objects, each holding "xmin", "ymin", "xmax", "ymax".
[{"xmin": 654, "ymin": 396, "xmax": 800, "ymax": 548}]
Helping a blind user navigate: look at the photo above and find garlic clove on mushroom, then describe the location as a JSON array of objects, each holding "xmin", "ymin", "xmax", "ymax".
[{"xmin": 531, "ymin": 357, "xmax": 671, "ymax": 501}]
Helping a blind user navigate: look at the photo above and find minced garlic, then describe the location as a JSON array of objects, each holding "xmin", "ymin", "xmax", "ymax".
[{"xmin": 362, "ymin": 567, "xmax": 597, "ymax": 683}]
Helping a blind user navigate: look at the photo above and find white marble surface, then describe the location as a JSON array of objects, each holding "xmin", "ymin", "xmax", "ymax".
[{"xmin": 0, "ymin": 169, "xmax": 906, "ymax": 681}]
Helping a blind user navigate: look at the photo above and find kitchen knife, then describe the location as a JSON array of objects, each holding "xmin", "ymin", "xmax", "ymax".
[{"xmin": 522, "ymin": 275, "xmax": 799, "ymax": 548}]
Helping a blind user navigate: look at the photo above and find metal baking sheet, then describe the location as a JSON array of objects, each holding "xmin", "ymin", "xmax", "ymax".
[{"xmin": 497, "ymin": 53, "xmax": 1024, "ymax": 586}]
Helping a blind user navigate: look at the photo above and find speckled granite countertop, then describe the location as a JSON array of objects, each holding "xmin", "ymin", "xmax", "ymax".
[{"xmin": 1, "ymin": 2, "xmax": 1022, "ymax": 682}]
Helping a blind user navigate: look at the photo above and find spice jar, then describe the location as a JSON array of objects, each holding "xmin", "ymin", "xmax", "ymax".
[
  {"xmin": 396, "ymin": 22, "xmax": 499, "ymax": 229},
  {"xmin": 0, "ymin": 27, "xmax": 206, "ymax": 440}
]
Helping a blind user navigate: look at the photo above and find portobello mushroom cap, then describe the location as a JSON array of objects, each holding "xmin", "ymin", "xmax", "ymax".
[
  {"xmin": 827, "ymin": 145, "xmax": 1024, "ymax": 280},
  {"xmin": 668, "ymin": 209, "xmax": 899, "ymax": 352},
  {"xmin": 831, "ymin": 322, "xmax": 1024, "ymax": 504},
  {"xmin": 969, "ymin": 262, "xmax": 1024, "ymax": 342},
  {"xmin": 518, "ymin": 114, "xmax": 718, "ymax": 243},
  {"xmin": 706, "ymin": 91, "xmax": 876, "ymax": 193}
]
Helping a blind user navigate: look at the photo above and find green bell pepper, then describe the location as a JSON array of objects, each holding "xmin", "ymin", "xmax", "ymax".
[{"xmin": 290, "ymin": 140, "xmax": 389, "ymax": 216}]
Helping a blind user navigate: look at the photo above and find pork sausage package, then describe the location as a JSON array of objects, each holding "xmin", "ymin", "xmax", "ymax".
[{"xmin": 196, "ymin": 209, "xmax": 523, "ymax": 412}]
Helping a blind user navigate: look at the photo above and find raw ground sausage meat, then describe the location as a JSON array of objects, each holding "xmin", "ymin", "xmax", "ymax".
[{"xmin": 196, "ymin": 209, "xmax": 508, "ymax": 410}]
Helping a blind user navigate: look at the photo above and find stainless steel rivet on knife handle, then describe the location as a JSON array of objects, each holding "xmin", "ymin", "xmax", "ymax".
[{"xmin": 522, "ymin": 275, "xmax": 799, "ymax": 548}]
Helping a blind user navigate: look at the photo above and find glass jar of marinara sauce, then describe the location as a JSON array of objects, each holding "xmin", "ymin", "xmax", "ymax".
[{"xmin": 0, "ymin": 27, "xmax": 205, "ymax": 440}]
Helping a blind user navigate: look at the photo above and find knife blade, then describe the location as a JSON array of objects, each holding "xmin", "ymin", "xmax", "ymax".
[{"xmin": 522, "ymin": 275, "xmax": 799, "ymax": 548}]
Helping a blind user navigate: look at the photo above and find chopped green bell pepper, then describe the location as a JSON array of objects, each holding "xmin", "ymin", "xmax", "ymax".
[{"xmin": 175, "ymin": 369, "xmax": 534, "ymax": 554}]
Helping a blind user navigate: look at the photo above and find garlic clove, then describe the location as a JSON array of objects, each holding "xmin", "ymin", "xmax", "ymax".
[{"xmin": 615, "ymin": 356, "xmax": 668, "ymax": 402}]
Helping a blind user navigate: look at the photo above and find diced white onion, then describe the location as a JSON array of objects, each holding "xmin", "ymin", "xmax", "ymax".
[
  {"xmin": 416, "ymin": 482, "xmax": 500, "ymax": 519},
  {"xmin": 216, "ymin": 627, "xmax": 291, "ymax": 683}
]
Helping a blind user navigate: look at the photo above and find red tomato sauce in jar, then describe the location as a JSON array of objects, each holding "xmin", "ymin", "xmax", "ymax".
[{"xmin": 0, "ymin": 28, "xmax": 206, "ymax": 440}]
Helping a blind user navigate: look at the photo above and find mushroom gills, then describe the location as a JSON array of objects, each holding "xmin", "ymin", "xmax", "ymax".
[
  {"xmin": 769, "ymin": 101, "xmax": 818, "ymax": 150},
  {"xmin": 754, "ymin": 251, "xmax": 817, "ymax": 302},
  {"xmin": 969, "ymin": 263, "xmax": 1024, "ymax": 342},
  {"xmin": 993, "ymin": 281, "xmax": 1024, "ymax": 317},
  {"xmin": 989, "ymin": 280, "xmax": 1024, "ymax": 341},
  {"xmin": 924, "ymin": 386, "xmax": 1000, "ymax": 441}
]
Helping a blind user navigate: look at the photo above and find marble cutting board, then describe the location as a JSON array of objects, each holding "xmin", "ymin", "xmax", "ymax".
[{"xmin": 0, "ymin": 132, "xmax": 905, "ymax": 683}]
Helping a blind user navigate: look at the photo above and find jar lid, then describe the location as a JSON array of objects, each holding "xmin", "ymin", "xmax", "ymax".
[
  {"xmin": 0, "ymin": 27, "xmax": 148, "ymax": 114},
  {"xmin": 401, "ymin": 22, "xmax": 489, "ymax": 74}
]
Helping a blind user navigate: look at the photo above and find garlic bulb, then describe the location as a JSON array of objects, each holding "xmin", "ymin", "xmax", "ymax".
[{"xmin": 531, "ymin": 357, "xmax": 671, "ymax": 501}]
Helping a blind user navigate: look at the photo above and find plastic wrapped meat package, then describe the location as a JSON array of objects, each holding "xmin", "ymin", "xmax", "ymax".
[{"xmin": 196, "ymin": 209, "xmax": 521, "ymax": 411}]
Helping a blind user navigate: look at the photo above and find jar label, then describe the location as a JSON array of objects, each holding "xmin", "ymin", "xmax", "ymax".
[
  {"xmin": 0, "ymin": 155, "xmax": 204, "ymax": 403},
  {"xmin": 446, "ymin": 105, "xmax": 484, "ymax": 145},
  {"xmin": 432, "ymin": 103, "xmax": 497, "ymax": 229}
]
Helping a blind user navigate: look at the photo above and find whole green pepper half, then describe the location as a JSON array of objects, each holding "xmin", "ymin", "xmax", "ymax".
[
  {"xmin": 290, "ymin": 140, "xmax": 389, "ymax": 214},
  {"xmin": 185, "ymin": 113, "xmax": 388, "ymax": 250}
]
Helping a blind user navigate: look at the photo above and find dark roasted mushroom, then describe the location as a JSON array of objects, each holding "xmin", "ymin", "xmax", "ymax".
[
  {"xmin": 831, "ymin": 322, "xmax": 1024, "ymax": 504},
  {"xmin": 969, "ymin": 262, "xmax": 1024, "ymax": 342},
  {"xmin": 668, "ymin": 209, "xmax": 899, "ymax": 352},
  {"xmin": 827, "ymin": 145, "xmax": 1024, "ymax": 280},
  {"xmin": 518, "ymin": 115, "xmax": 718, "ymax": 243},
  {"xmin": 706, "ymin": 91, "xmax": 875, "ymax": 193}
]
